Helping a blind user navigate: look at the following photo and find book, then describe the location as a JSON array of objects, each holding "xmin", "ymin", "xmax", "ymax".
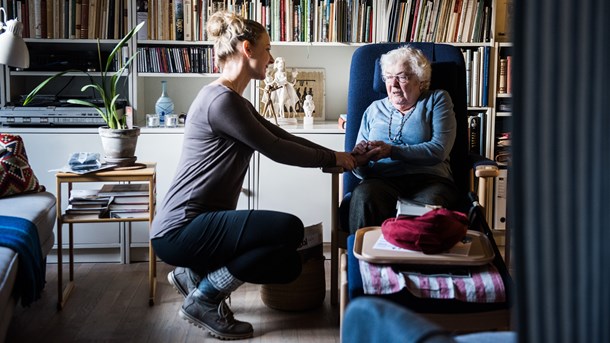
[
  {"xmin": 183, "ymin": 0, "xmax": 192, "ymax": 41},
  {"xmin": 110, "ymin": 211, "xmax": 149, "ymax": 219},
  {"xmin": 498, "ymin": 58, "xmax": 507, "ymax": 93},
  {"xmin": 396, "ymin": 198, "xmax": 442, "ymax": 217},
  {"xmin": 174, "ymin": 0, "xmax": 184, "ymax": 40},
  {"xmin": 468, "ymin": 112, "xmax": 486, "ymax": 155},
  {"xmin": 112, "ymin": 196, "xmax": 149, "ymax": 204},
  {"xmin": 470, "ymin": 49, "xmax": 480, "ymax": 107},
  {"xmin": 506, "ymin": 55, "xmax": 512, "ymax": 94},
  {"xmin": 468, "ymin": 114, "xmax": 481, "ymax": 154},
  {"xmin": 98, "ymin": 183, "xmax": 149, "ymax": 197},
  {"xmin": 481, "ymin": 46, "xmax": 490, "ymax": 106},
  {"xmin": 109, "ymin": 203, "xmax": 149, "ymax": 211}
]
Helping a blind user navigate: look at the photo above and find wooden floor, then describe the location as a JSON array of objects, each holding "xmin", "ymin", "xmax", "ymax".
[{"xmin": 6, "ymin": 261, "xmax": 340, "ymax": 343}]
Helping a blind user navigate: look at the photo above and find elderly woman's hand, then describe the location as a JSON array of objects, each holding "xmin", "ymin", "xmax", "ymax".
[
  {"xmin": 352, "ymin": 140, "xmax": 370, "ymax": 155},
  {"xmin": 366, "ymin": 141, "xmax": 392, "ymax": 161},
  {"xmin": 351, "ymin": 141, "xmax": 383, "ymax": 166}
]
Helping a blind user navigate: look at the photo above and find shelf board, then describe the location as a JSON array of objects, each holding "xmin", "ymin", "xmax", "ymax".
[
  {"xmin": 496, "ymin": 112, "xmax": 512, "ymax": 117},
  {"xmin": 24, "ymin": 38, "xmax": 121, "ymax": 45},
  {"xmin": 137, "ymin": 72, "xmax": 218, "ymax": 78},
  {"xmin": 10, "ymin": 70, "xmax": 127, "ymax": 77},
  {"xmin": 497, "ymin": 93, "xmax": 512, "ymax": 98}
]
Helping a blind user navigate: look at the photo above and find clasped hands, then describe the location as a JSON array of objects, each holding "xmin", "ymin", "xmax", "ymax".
[{"xmin": 334, "ymin": 140, "xmax": 391, "ymax": 171}]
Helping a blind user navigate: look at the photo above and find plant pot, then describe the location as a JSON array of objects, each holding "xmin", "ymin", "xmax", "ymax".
[{"xmin": 98, "ymin": 126, "xmax": 140, "ymax": 167}]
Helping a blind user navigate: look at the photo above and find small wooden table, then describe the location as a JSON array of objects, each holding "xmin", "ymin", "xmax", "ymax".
[{"xmin": 55, "ymin": 163, "xmax": 157, "ymax": 310}]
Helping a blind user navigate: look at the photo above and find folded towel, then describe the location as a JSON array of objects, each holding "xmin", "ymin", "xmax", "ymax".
[
  {"xmin": 0, "ymin": 215, "xmax": 45, "ymax": 306},
  {"xmin": 358, "ymin": 260, "xmax": 505, "ymax": 303},
  {"xmin": 68, "ymin": 152, "xmax": 101, "ymax": 171}
]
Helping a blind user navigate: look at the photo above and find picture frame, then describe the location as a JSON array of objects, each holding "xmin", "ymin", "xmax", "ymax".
[
  {"xmin": 292, "ymin": 68, "xmax": 326, "ymax": 121},
  {"xmin": 258, "ymin": 68, "xmax": 326, "ymax": 121}
]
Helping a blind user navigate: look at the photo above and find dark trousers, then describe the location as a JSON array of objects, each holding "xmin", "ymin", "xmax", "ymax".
[
  {"xmin": 348, "ymin": 174, "xmax": 459, "ymax": 234},
  {"xmin": 152, "ymin": 209, "xmax": 304, "ymax": 284}
]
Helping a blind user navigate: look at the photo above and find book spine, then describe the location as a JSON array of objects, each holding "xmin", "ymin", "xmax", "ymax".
[
  {"xmin": 506, "ymin": 55, "xmax": 512, "ymax": 94},
  {"xmin": 175, "ymin": 0, "xmax": 184, "ymax": 40},
  {"xmin": 184, "ymin": 0, "xmax": 192, "ymax": 41},
  {"xmin": 136, "ymin": 0, "xmax": 148, "ymax": 40},
  {"xmin": 464, "ymin": 48, "xmax": 471, "ymax": 105},
  {"xmin": 482, "ymin": 45, "xmax": 489, "ymax": 107},
  {"xmin": 498, "ymin": 58, "xmax": 507, "ymax": 94},
  {"xmin": 470, "ymin": 49, "xmax": 479, "ymax": 107},
  {"xmin": 468, "ymin": 114, "xmax": 480, "ymax": 154}
]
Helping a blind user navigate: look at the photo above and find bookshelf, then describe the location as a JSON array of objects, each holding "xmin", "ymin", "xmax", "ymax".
[{"xmin": 1, "ymin": 0, "xmax": 502, "ymax": 124}]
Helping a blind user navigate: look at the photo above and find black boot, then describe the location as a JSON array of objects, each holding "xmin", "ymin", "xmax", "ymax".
[
  {"xmin": 180, "ymin": 288, "xmax": 253, "ymax": 340},
  {"xmin": 167, "ymin": 267, "xmax": 201, "ymax": 298}
]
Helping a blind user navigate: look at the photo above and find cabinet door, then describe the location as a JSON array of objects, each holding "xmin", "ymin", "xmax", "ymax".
[{"xmin": 255, "ymin": 133, "xmax": 343, "ymax": 242}]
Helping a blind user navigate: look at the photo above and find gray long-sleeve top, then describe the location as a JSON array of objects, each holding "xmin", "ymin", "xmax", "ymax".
[{"xmin": 151, "ymin": 84, "xmax": 336, "ymax": 239}]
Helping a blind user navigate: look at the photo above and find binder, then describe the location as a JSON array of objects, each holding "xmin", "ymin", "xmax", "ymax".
[{"xmin": 494, "ymin": 168, "xmax": 508, "ymax": 230}]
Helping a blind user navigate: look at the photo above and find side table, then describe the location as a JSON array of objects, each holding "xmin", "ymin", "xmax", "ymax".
[{"xmin": 55, "ymin": 163, "xmax": 157, "ymax": 310}]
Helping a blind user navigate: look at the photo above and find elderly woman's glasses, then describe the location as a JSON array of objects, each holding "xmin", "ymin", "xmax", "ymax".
[{"xmin": 382, "ymin": 74, "xmax": 412, "ymax": 84}]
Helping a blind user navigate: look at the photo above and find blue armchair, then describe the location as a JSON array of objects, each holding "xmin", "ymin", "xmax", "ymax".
[{"xmin": 330, "ymin": 43, "xmax": 506, "ymax": 330}]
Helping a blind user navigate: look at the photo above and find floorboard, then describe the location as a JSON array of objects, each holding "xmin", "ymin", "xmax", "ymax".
[{"xmin": 6, "ymin": 261, "xmax": 340, "ymax": 343}]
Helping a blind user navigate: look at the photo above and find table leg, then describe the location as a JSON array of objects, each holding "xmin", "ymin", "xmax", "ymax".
[
  {"xmin": 149, "ymin": 242, "xmax": 156, "ymax": 306},
  {"xmin": 330, "ymin": 173, "xmax": 339, "ymax": 306}
]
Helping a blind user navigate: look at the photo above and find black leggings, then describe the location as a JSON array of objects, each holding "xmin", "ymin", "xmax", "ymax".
[{"xmin": 152, "ymin": 210, "xmax": 304, "ymax": 284}]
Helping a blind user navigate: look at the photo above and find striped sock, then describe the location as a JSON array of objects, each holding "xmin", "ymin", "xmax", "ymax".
[{"xmin": 206, "ymin": 266, "xmax": 244, "ymax": 294}]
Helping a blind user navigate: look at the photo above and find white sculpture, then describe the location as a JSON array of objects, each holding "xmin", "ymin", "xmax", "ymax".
[
  {"xmin": 261, "ymin": 69, "xmax": 281, "ymax": 123},
  {"xmin": 302, "ymin": 93, "xmax": 315, "ymax": 128},
  {"xmin": 272, "ymin": 57, "xmax": 300, "ymax": 119},
  {"xmin": 303, "ymin": 94, "xmax": 315, "ymax": 117}
]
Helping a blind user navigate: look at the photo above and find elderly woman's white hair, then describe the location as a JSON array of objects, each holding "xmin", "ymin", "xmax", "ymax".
[{"xmin": 379, "ymin": 45, "xmax": 432, "ymax": 91}]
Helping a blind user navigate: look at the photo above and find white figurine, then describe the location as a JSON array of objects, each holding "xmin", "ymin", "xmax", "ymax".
[
  {"xmin": 261, "ymin": 69, "xmax": 280, "ymax": 122},
  {"xmin": 273, "ymin": 57, "xmax": 300, "ymax": 118},
  {"xmin": 303, "ymin": 94, "xmax": 315, "ymax": 117}
]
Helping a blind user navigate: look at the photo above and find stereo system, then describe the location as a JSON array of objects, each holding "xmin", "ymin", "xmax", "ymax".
[
  {"xmin": 0, "ymin": 106, "xmax": 107, "ymax": 126},
  {"xmin": 0, "ymin": 97, "xmax": 126, "ymax": 127}
]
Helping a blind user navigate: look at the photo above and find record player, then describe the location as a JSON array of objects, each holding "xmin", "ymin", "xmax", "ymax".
[{"xmin": 0, "ymin": 96, "xmax": 126, "ymax": 127}]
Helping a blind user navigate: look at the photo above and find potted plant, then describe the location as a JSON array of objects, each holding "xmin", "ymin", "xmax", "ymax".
[{"xmin": 23, "ymin": 22, "xmax": 145, "ymax": 166}]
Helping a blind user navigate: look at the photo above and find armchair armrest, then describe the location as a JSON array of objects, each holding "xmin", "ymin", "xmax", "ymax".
[
  {"xmin": 468, "ymin": 153, "xmax": 500, "ymax": 212},
  {"xmin": 469, "ymin": 153, "xmax": 500, "ymax": 178}
]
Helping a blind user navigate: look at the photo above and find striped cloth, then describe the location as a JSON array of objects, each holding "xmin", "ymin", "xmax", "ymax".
[{"xmin": 358, "ymin": 260, "xmax": 505, "ymax": 303}]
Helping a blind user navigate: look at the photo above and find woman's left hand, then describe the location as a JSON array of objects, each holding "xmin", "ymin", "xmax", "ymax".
[{"xmin": 366, "ymin": 141, "xmax": 392, "ymax": 160}]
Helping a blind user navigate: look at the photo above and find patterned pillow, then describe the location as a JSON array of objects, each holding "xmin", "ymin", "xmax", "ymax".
[{"xmin": 0, "ymin": 134, "xmax": 46, "ymax": 198}]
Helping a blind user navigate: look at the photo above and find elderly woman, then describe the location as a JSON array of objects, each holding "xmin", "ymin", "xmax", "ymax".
[
  {"xmin": 349, "ymin": 45, "xmax": 460, "ymax": 234},
  {"xmin": 150, "ymin": 10, "xmax": 362, "ymax": 340}
]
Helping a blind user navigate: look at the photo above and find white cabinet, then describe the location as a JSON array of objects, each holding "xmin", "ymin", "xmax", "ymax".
[{"xmin": 255, "ymin": 130, "xmax": 344, "ymax": 242}]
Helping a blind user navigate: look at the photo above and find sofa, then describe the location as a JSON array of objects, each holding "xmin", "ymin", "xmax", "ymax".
[{"xmin": 0, "ymin": 134, "xmax": 56, "ymax": 342}]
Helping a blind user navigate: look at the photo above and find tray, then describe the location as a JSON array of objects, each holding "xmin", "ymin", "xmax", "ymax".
[{"xmin": 353, "ymin": 226, "xmax": 495, "ymax": 266}]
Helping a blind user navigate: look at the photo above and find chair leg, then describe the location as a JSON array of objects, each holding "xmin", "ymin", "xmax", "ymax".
[
  {"xmin": 330, "ymin": 236, "xmax": 339, "ymax": 306},
  {"xmin": 339, "ymin": 251, "xmax": 348, "ymax": 330}
]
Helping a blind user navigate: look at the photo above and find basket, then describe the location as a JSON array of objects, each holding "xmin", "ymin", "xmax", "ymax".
[{"xmin": 260, "ymin": 223, "xmax": 326, "ymax": 311}]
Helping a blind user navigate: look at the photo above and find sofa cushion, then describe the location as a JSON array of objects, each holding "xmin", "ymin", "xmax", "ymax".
[
  {"xmin": 0, "ymin": 247, "xmax": 18, "ymax": 326},
  {"xmin": 0, "ymin": 192, "xmax": 56, "ymax": 255},
  {"xmin": 0, "ymin": 134, "xmax": 45, "ymax": 198}
]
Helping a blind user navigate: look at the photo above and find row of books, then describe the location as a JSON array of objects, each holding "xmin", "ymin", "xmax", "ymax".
[
  {"xmin": 2, "ymin": 0, "xmax": 130, "ymax": 39},
  {"xmin": 464, "ymin": 46, "xmax": 490, "ymax": 108},
  {"xmin": 385, "ymin": 0, "xmax": 493, "ymax": 43},
  {"xmin": 136, "ymin": 46, "xmax": 217, "ymax": 73},
  {"xmin": 137, "ymin": 0, "xmax": 494, "ymax": 43},
  {"xmin": 67, "ymin": 183, "xmax": 151, "ymax": 219}
]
